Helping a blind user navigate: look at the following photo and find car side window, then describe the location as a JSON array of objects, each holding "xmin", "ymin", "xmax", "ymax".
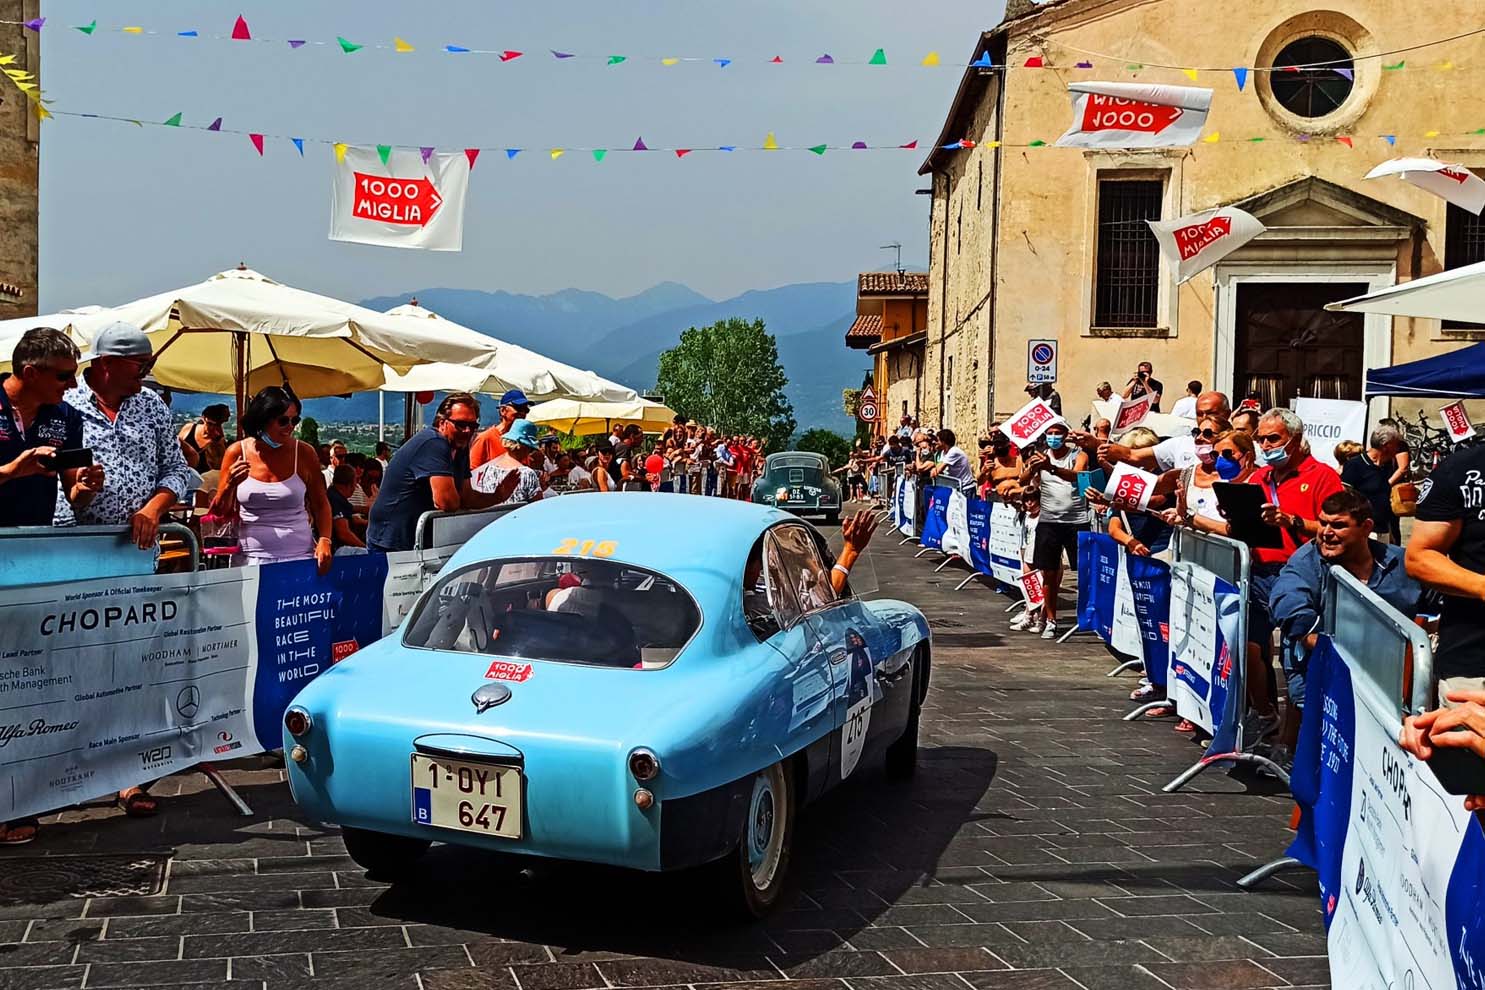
[{"xmin": 770, "ymin": 523, "xmax": 838, "ymax": 616}]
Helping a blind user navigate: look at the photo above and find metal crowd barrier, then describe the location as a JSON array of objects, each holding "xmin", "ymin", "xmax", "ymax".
[
  {"xmin": 1237, "ymin": 564, "xmax": 1435, "ymax": 890},
  {"xmin": 413, "ymin": 504, "xmax": 521, "ymax": 553},
  {"xmin": 0, "ymin": 523, "xmax": 200, "ymax": 590},
  {"xmin": 1145, "ymin": 527, "xmax": 1293, "ymax": 792}
]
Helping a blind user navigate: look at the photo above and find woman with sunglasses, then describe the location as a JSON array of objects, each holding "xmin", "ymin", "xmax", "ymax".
[
  {"xmin": 213, "ymin": 386, "xmax": 334, "ymax": 575},
  {"xmin": 1159, "ymin": 420, "xmax": 1258, "ymax": 535}
]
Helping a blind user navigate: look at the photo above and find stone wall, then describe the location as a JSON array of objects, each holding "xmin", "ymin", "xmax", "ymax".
[{"xmin": 0, "ymin": 0, "xmax": 38, "ymax": 320}]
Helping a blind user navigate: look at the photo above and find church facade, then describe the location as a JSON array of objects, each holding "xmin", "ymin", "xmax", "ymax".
[{"xmin": 921, "ymin": 0, "xmax": 1484, "ymax": 431}]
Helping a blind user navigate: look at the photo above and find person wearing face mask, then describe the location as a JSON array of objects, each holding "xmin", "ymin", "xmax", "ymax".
[
  {"xmin": 1244, "ymin": 408, "xmax": 1344, "ymax": 749},
  {"xmin": 1017, "ymin": 422, "xmax": 1089, "ymax": 639},
  {"xmin": 213, "ymin": 386, "xmax": 334, "ymax": 574},
  {"xmin": 1157, "ymin": 421, "xmax": 1256, "ymax": 533}
]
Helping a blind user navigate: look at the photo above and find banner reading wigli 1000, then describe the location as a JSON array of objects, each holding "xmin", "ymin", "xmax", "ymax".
[{"xmin": 0, "ymin": 555, "xmax": 391, "ymax": 823}]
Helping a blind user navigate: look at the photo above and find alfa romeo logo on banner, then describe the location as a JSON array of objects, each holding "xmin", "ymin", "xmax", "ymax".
[{"xmin": 331, "ymin": 145, "xmax": 471, "ymax": 252}]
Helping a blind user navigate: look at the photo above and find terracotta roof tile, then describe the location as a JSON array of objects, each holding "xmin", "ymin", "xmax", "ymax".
[
  {"xmin": 858, "ymin": 271, "xmax": 929, "ymax": 295},
  {"xmin": 846, "ymin": 314, "xmax": 883, "ymax": 346}
]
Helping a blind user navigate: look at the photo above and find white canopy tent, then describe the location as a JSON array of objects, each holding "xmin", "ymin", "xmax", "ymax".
[{"xmin": 1326, "ymin": 260, "xmax": 1485, "ymax": 323}]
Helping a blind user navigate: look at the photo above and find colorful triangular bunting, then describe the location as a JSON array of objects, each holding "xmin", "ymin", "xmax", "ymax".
[
  {"xmin": 163, "ymin": 112, "xmax": 182, "ymax": 126},
  {"xmin": 394, "ymin": 37, "xmax": 415, "ymax": 53},
  {"xmin": 249, "ymin": 133, "xmax": 264, "ymax": 155},
  {"xmin": 207, "ymin": 117, "xmax": 222, "ymax": 131},
  {"xmin": 592, "ymin": 149, "xmax": 607, "ymax": 162},
  {"xmin": 231, "ymin": 15, "xmax": 250, "ymax": 40},
  {"xmin": 376, "ymin": 144, "xmax": 391, "ymax": 165},
  {"xmin": 808, "ymin": 144, "xmax": 827, "ymax": 155},
  {"xmin": 75, "ymin": 20, "xmax": 96, "ymax": 34},
  {"xmin": 291, "ymin": 138, "xmax": 304, "ymax": 156},
  {"xmin": 466, "ymin": 148, "xmax": 481, "ymax": 168},
  {"xmin": 420, "ymin": 146, "xmax": 434, "ymax": 164},
  {"xmin": 334, "ymin": 142, "xmax": 347, "ymax": 164},
  {"xmin": 868, "ymin": 49, "xmax": 887, "ymax": 65},
  {"xmin": 337, "ymin": 37, "xmax": 362, "ymax": 54},
  {"xmin": 922, "ymin": 52, "xmax": 940, "ymax": 67},
  {"xmin": 763, "ymin": 132, "xmax": 779, "ymax": 150},
  {"xmin": 1233, "ymin": 67, "xmax": 1248, "ymax": 90}
]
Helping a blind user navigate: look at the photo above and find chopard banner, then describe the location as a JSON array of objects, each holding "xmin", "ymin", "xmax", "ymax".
[
  {"xmin": 1056, "ymin": 82, "xmax": 1213, "ymax": 149},
  {"xmin": 1289, "ymin": 637, "xmax": 1485, "ymax": 989},
  {"xmin": 0, "ymin": 569, "xmax": 260, "ymax": 823},
  {"xmin": 0, "ymin": 551, "xmax": 451, "ymax": 823},
  {"xmin": 331, "ymin": 145, "xmax": 471, "ymax": 251},
  {"xmin": 1148, "ymin": 207, "xmax": 1266, "ymax": 283}
]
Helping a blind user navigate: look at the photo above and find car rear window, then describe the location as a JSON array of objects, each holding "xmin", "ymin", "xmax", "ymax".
[
  {"xmin": 772, "ymin": 455, "xmax": 826, "ymax": 470},
  {"xmin": 402, "ymin": 557, "xmax": 701, "ymax": 669}
]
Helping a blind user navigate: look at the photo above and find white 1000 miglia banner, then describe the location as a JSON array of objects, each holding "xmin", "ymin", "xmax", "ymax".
[{"xmin": 331, "ymin": 146, "xmax": 470, "ymax": 251}]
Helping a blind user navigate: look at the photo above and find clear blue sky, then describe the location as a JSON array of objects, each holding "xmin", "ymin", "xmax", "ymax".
[{"xmin": 38, "ymin": 1, "xmax": 1001, "ymax": 309}]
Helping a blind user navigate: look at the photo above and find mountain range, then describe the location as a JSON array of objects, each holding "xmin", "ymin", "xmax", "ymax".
[{"xmin": 168, "ymin": 280, "xmax": 870, "ymax": 434}]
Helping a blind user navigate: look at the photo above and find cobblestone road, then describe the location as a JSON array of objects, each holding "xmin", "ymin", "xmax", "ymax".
[{"xmin": 1, "ymin": 509, "xmax": 1326, "ymax": 990}]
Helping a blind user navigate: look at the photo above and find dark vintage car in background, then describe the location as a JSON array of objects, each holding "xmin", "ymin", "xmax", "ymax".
[{"xmin": 751, "ymin": 451, "xmax": 842, "ymax": 523}]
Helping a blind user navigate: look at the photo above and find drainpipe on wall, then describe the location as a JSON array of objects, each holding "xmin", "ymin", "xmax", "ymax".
[
  {"xmin": 985, "ymin": 53, "xmax": 1006, "ymax": 425},
  {"xmin": 937, "ymin": 170, "xmax": 949, "ymax": 427}
]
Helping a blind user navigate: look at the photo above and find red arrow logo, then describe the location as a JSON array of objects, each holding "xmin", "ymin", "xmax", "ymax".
[
  {"xmin": 1081, "ymin": 94, "xmax": 1184, "ymax": 134},
  {"xmin": 1440, "ymin": 166, "xmax": 1472, "ymax": 184},
  {"xmin": 352, "ymin": 172, "xmax": 443, "ymax": 227},
  {"xmin": 1173, "ymin": 215, "xmax": 1232, "ymax": 260}
]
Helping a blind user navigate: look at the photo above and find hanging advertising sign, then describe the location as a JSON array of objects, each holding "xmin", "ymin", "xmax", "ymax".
[
  {"xmin": 331, "ymin": 146, "xmax": 471, "ymax": 251},
  {"xmin": 1440, "ymin": 400, "xmax": 1476, "ymax": 442},
  {"xmin": 1148, "ymin": 207, "xmax": 1266, "ymax": 283},
  {"xmin": 1366, "ymin": 157, "xmax": 1485, "ymax": 215},
  {"xmin": 1055, "ymin": 82, "xmax": 1213, "ymax": 149}
]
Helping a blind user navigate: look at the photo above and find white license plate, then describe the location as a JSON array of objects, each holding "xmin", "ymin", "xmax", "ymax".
[
  {"xmin": 790, "ymin": 487, "xmax": 804, "ymax": 501},
  {"xmin": 410, "ymin": 754, "xmax": 523, "ymax": 839}
]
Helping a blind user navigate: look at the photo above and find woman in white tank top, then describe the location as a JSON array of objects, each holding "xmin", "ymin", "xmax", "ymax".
[{"xmin": 212, "ymin": 387, "xmax": 334, "ymax": 573}]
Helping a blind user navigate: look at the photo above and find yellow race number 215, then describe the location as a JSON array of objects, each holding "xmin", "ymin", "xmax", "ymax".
[{"xmin": 553, "ymin": 538, "xmax": 618, "ymax": 558}]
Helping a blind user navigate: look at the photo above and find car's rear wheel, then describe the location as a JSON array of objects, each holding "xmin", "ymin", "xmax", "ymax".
[
  {"xmin": 342, "ymin": 826, "xmax": 430, "ymax": 880},
  {"xmin": 886, "ymin": 649, "xmax": 925, "ymax": 780},
  {"xmin": 713, "ymin": 761, "xmax": 794, "ymax": 918}
]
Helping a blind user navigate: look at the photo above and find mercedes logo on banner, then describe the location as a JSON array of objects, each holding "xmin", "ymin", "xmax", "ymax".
[{"xmin": 176, "ymin": 686, "xmax": 201, "ymax": 720}]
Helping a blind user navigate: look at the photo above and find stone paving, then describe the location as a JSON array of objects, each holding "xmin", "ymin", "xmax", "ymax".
[{"xmin": 0, "ymin": 509, "xmax": 1327, "ymax": 990}]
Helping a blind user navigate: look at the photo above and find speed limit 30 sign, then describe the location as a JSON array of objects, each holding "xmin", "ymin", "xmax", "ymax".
[{"xmin": 1027, "ymin": 339, "xmax": 1057, "ymax": 384}]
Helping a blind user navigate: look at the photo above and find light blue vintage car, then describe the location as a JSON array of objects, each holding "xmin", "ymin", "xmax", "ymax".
[{"xmin": 284, "ymin": 493, "xmax": 931, "ymax": 917}]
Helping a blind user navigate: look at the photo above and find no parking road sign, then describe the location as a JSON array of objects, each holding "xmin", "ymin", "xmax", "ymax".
[{"xmin": 1027, "ymin": 339, "xmax": 1058, "ymax": 383}]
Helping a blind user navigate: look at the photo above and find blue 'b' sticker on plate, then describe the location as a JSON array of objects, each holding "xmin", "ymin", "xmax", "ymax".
[{"xmin": 413, "ymin": 787, "xmax": 432, "ymax": 824}]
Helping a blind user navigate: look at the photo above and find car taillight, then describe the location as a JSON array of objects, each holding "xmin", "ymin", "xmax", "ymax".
[
  {"xmin": 628, "ymin": 748, "xmax": 661, "ymax": 781},
  {"xmin": 284, "ymin": 706, "xmax": 313, "ymax": 737}
]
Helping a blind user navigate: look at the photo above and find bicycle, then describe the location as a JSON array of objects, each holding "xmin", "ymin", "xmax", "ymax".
[{"xmin": 1397, "ymin": 409, "xmax": 1456, "ymax": 480}]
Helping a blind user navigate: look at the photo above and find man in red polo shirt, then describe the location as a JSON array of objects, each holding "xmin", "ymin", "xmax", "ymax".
[{"xmin": 1247, "ymin": 407, "xmax": 1344, "ymax": 752}]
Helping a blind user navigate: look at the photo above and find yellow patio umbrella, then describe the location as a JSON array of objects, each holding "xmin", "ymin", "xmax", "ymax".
[{"xmin": 527, "ymin": 396, "xmax": 677, "ymax": 437}]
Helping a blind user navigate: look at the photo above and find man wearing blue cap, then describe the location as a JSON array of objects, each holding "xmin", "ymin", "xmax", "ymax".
[
  {"xmin": 469, "ymin": 388, "xmax": 531, "ymax": 470},
  {"xmin": 63, "ymin": 322, "xmax": 193, "ymax": 549}
]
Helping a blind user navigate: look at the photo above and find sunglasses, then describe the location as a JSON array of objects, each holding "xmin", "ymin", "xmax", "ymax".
[
  {"xmin": 1256, "ymin": 433, "xmax": 1287, "ymax": 446},
  {"xmin": 275, "ymin": 415, "xmax": 302, "ymax": 427},
  {"xmin": 1190, "ymin": 428, "xmax": 1220, "ymax": 440},
  {"xmin": 448, "ymin": 418, "xmax": 481, "ymax": 431}
]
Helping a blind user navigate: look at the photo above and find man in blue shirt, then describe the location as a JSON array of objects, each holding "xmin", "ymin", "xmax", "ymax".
[
  {"xmin": 367, "ymin": 392, "xmax": 506, "ymax": 552},
  {"xmin": 0, "ymin": 327, "xmax": 103, "ymax": 528},
  {"xmin": 1268, "ymin": 487, "xmax": 1421, "ymax": 770}
]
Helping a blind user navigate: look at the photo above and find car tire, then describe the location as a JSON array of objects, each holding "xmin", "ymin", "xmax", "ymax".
[
  {"xmin": 342, "ymin": 826, "xmax": 431, "ymax": 879},
  {"xmin": 885, "ymin": 651, "xmax": 924, "ymax": 780},
  {"xmin": 714, "ymin": 761, "xmax": 794, "ymax": 919}
]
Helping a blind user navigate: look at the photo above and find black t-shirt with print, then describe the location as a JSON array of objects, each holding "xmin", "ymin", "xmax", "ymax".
[
  {"xmin": 1416, "ymin": 444, "xmax": 1485, "ymax": 679},
  {"xmin": 1129, "ymin": 376, "xmax": 1164, "ymax": 412}
]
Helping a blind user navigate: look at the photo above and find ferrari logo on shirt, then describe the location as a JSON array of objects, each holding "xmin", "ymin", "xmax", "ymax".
[{"xmin": 1300, "ymin": 484, "xmax": 1309, "ymax": 492}]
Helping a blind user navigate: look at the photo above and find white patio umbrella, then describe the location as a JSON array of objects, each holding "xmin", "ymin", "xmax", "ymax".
[
  {"xmin": 528, "ymin": 396, "xmax": 676, "ymax": 436},
  {"xmin": 64, "ymin": 268, "xmax": 499, "ymax": 416},
  {"xmin": 0, "ymin": 306, "xmax": 106, "ymax": 363},
  {"xmin": 1326, "ymin": 260, "xmax": 1485, "ymax": 323},
  {"xmin": 377, "ymin": 302, "xmax": 638, "ymax": 402}
]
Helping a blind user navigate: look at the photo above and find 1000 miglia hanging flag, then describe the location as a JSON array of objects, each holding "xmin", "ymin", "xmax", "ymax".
[
  {"xmin": 330, "ymin": 145, "xmax": 469, "ymax": 251},
  {"xmin": 1055, "ymin": 82, "xmax": 1213, "ymax": 149},
  {"xmin": 1147, "ymin": 207, "xmax": 1266, "ymax": 283}
]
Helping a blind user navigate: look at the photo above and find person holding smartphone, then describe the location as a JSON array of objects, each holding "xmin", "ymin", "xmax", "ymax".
[{"xmin": 0, "ymin": 327, "xmax": 104, "ymax": 529}]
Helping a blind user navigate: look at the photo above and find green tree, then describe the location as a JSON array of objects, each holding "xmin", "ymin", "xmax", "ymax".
[
  {"xmin": 299, "ymin": 416, "xmax": 321, "ymax": 448},
  {"xmin": 795, "ymin": 428, "xmax": 852, "ymax": 469},
  {"xmin": 655, "ymin": 317, "xmax": 796, "ymax": 451}
]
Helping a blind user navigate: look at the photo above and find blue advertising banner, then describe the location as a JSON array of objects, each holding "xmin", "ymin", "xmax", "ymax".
[
  {"xmin": 967, "ymin": 496, "xmax": 993, "ymax": 576},
  {"xmin": 920, "ymin": 486, "xmax": 950, "ymax": 550},
  {"xmin": 1286, "ymin": 635, "xmax": 1485, "ymax": 988},
  {"xmin": 251, "ymin": 553, "xmax": 389, "ymax": 750},
  {"xmin": 1167, "ymin": 565, "xmax": 1243, "ymax": 755},
  {"xmin": 1074, "ymin": 532, "xmax": 1172, "ymax": 681}
]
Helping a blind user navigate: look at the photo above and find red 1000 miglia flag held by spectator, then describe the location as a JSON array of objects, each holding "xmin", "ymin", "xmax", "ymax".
[{"xmin": 1004, "ymin": 398, "xmax": 1062, "ymax": 447}]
